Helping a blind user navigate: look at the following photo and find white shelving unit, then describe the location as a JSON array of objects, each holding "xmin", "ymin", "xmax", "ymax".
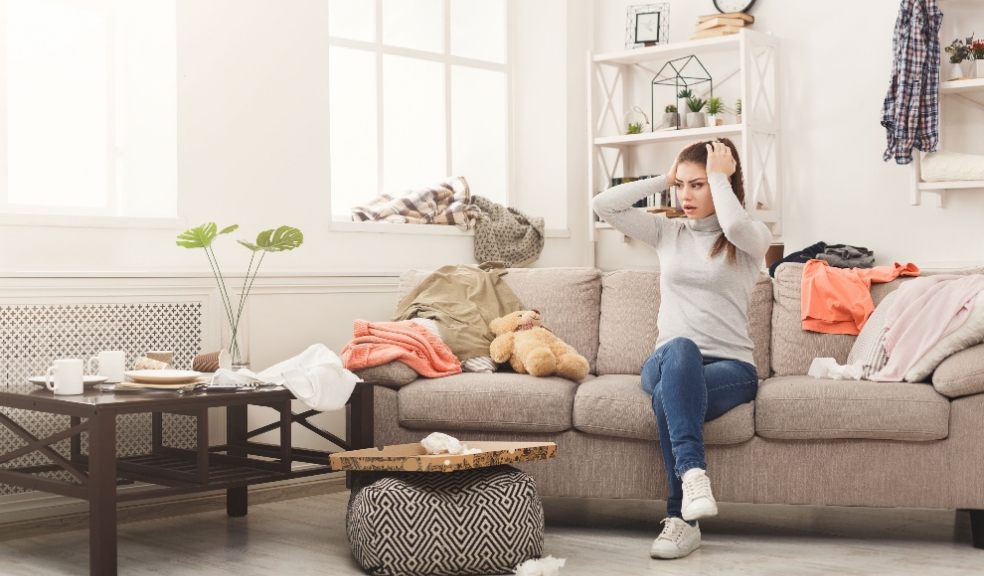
[
  {"xmin": 912, "ymin": 78, "xmax": 984, "ymax": 205},
  {"xmin": 588, "ymin": 29, "xmax": 781, "ymax": 241}
]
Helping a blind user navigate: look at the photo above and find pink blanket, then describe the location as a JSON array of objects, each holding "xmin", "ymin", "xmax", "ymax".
[
  {"xmin": 341, "ymin": 320, "xmax": 461, "ymax": 378},
  {"xmin": 872, "ymin": 274, "xmax": 984, "ymax": 381}
]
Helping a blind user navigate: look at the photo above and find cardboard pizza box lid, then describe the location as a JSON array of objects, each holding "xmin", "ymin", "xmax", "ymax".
[{"xmin": 330, "ymin": 441, "xmax": 557, "ymax": 473}]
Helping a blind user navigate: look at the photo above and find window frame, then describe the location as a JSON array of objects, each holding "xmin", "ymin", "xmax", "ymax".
[
  {"xmin": 0, "ymin": 0, "xmax": 178, "ymax": 226},
  {"xmin": 327, "ymin": 0, "xmax": 515, "ymax": 226}
]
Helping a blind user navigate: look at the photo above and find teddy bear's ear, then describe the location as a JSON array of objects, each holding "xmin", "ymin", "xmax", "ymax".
[{"xmin": 489, "ymin": 317, "xmax": 504, "ymax": 335}]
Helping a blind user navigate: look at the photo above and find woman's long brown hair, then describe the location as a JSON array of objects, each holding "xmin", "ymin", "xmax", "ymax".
[{"xmin": 676, "ymin": 137, "xmax": 745, "ymax": 264}]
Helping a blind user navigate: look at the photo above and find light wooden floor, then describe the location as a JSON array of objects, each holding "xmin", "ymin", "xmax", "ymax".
[{"xmin": 0, "ymin": 486, "xmax": 981, "ymax": 575}]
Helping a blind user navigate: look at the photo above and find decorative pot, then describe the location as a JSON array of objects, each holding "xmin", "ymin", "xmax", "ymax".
[
  {"xmin": 661, "ymin": 112, "xmax": 680, "ymax": 129},
  {"xmin": 977, "ymin": 60, "xmax": 984, "ymax": 79},
  {"xmin": 707, "ymin": 113, "xmax": 723, "ymax": 126},
  {"xmin": 948, "ymin": 61, "xmax": 969, "ymax": 81},
  {"xmin": 686, "ymin": 112, "xmax": 706, "ymax": 129}
]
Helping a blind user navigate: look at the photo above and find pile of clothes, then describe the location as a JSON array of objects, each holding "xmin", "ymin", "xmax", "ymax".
[
  {"xmin": 807, "ymin": 269, "xmax": 984, "ymax": 383},
  {"xmin": 769, "ymin": 241, "xmax": 874, "ymax": 277},
  {"xmin": 340, "ymin": 264, "xmax": 525, "ymax": 379}
]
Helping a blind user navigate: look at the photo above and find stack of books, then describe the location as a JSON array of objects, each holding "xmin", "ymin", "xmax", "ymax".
[{"xmin": 691, "ymin": 12, "xmax": 754, "ymax": 40}]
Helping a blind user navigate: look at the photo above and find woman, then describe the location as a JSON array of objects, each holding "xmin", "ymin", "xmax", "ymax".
[{"xmin": 591, "ymin": 139, "xmax": 770, "ymax": 559}]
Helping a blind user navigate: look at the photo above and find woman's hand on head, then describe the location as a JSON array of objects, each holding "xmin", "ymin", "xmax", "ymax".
[
  {"xmin": 666, "ymin": 155, "xmax": 680, "ymax": 187},
  {"xmin": 705, "ymin": 141, "xmax": 736, "ymax": 177}
]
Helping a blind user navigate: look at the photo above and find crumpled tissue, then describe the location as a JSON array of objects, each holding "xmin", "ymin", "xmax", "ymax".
[
  {"xmin": 421, "ymin": 432, "xmax": 482, "ymax": 455},
  {"xmin": 210, "ymin": 343, "xmax": 362, "ymax": 411},
  {"xmin": 808, "ymin": 357, "xmax": 863, "ymax": 380},
  {"xmin": 514, "ymin": 556, "xmax": 566, "ymax": 576}
]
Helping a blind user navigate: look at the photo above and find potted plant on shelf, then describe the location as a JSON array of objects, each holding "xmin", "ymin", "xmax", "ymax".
[
  {"xmin": 735, "ymin": 98, "xmax": 743, "ymax": 124},
  {"xmin": 973, "ymin": 39, "xmax": 984, "ymax": 79},
  {"xmin": 685, "ymin": 96, "xmax": 707, "ymax": 129},
  {"xmin": 662, "ymin": 104, "xmax": 680, "ymax": 129},
  {"xmin": 706, "ymin": 96, "xmax": 724, "ymax": 126},
  {"xmin": 177, "ymin": 223, "xmax": 304, "ymax": 369},
  {"xmin": 624, "ymin": 106, "xmax": 650, "ymax": 134},
  {"xmin": 677, "ymin": 88, "xmax": 694, "ymax": 128},
  {"xmin": 945, "ymin": 37, "xmax": 971, "ymax": 80}
]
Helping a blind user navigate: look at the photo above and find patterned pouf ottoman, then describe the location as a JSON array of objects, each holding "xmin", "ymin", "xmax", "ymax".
[{"xmin": 346, "ymin": 465, "xmax": 544, "ymax": 576}]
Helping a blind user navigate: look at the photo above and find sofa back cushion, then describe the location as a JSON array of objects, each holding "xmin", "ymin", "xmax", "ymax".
[
  {"xmin": 595, "ymin": 270, "xmax": 773, "ymax": 378},
  {"xmin": 399, "ymin": 267, "xmax": 602, "ymax": 373}
]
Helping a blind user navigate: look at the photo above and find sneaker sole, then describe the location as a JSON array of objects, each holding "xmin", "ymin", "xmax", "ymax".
[
  {"xmin": 681, "ymin": 499, "xmax": 718, "ymax": 521},
  {"xmin": 650, "ymin": 542, "xmax": 700, "ymax": 559}
]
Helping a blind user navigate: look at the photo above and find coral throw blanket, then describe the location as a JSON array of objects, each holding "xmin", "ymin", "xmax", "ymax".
[{"xmin": 341, "ymin": 320, "xmax": 461, "ymax": 377}]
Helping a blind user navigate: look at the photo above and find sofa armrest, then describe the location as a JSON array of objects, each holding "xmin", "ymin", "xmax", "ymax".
[
  {"xmin": 353, "ymin": 361, "xmax": 419, "ymax": 390},
  {"xmin": 932, "ymin": 343, "xmax": 984, "ymax": 399}
]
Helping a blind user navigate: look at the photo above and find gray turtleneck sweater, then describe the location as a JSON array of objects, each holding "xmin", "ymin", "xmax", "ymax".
[{"xmin": 591, "ymin": 172, "xmax": 771, "ymax": 366}]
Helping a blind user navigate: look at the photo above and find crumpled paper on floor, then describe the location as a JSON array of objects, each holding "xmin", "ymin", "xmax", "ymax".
[{"xmin": 514, "ymin": 556, "xmax": 566, "ymax": 576}]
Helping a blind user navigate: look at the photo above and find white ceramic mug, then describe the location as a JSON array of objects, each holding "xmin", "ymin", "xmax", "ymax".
[
  {"xmin": 87, "ymin": 351, "xmax": 126, "ymax": 383},
  {"xmin": 45, "ymin": 359, "xmax": 84, "ymax": 395}
]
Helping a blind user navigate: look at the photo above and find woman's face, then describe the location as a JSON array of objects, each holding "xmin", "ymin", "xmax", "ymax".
[{"xmin": 674, "ymin": 161, "xmax": 716, "ymax": 220}]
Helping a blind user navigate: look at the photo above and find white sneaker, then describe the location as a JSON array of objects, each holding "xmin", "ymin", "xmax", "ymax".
[
  {"xmin": 681, "ymin": 468, "xmax": 718, "ymax": 521},
  {"xmin": 650, "ymin": 517, "xmax": 701, "ymax": 559}
]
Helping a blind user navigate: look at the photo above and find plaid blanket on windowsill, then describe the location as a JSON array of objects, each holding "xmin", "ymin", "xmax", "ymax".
[{"xmin": 350, "ymin": 176, "xmax": 482, "ymax": 230}]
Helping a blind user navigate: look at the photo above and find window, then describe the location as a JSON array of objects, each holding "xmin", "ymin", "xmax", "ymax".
[
  {"xmin": 0, "ymin": 0, "xmax": 177, "ymax": 219},
  {"xmin": 328, "ymin": 0, "xmax": 510, "ymax": 221}
]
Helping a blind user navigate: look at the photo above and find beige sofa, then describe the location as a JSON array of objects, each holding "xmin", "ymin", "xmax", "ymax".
[{"xmin": 368, "ymin": 265, "xmax": 984, "ymax": 548}]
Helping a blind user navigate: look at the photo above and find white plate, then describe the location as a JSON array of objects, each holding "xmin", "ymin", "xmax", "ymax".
[
  {"xmin": 28, "ymin": 375, "xmax": 108, "ymax": 387},
  {"xmin": 124, "ymin": 369, "xmax": 202, "ymax": 384}
]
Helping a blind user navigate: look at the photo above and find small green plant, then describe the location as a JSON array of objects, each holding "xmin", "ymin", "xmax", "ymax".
[
  {"xmin": 946, "ymin": 37, "xmax": 971, "ymax": 63},
  {"xmin": 677, "ymin": 88, "xmax": 694, "ymax": 100},
  {"xmin": 177, "ymin": 223, "xmax": 304, "ymax": 367},
  {"xmin": 706, "ymin": 96, "xmax": 723, "ymax": 115},
  {"xmin": 626, "ymin": 123, "xmax": 643, "ymax": 134},
  {"xmin": 665, "ymin": 104, "xmax": 677, "ymax": 113},
  {"xmin": 735, "ymin": 98, "xmax": 743, "ymax": 116},
  {"xmin": 686, "ymin": 96, "xmax": 707, "ymax": 113}
]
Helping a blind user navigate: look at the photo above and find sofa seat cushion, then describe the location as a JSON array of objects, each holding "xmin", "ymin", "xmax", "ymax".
[
  {"xmin": 572, "ymin": 375, "xmax": 755, "ymax": 445},
  {"xmin": 397, "ymin": 373, "xmax": 579, "ymax": 433},
  {"xmin": 755, "ymin": 376, "xmax": 950, "ymax": 441}
]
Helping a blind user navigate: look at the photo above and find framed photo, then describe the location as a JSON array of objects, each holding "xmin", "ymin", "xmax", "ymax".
[{"xmin": 625, "ymin": 3, "xmax": 669, "ymax": 49}]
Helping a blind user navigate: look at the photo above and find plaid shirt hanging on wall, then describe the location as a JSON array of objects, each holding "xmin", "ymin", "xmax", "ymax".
[{"xmin": 881, "ymin": 0, "xmax": 943, "ymax": 165}]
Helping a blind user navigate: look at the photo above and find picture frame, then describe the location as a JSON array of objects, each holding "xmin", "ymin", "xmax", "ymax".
[{"xmin": 625, "ymin": 3, "xmax": 670, "ymax": 49}]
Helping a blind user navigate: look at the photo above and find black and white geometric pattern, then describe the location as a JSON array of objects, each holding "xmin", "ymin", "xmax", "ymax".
[
  {"xmin": 347, "ymin": 466, "xmax": 544, "ymax": 576},
  {"xmin": 0, "ymin": 302, "xmax": 203, "ymax": 495}
]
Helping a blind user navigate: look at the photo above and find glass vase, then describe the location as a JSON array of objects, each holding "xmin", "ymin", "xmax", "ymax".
[{"xmin": 224, "ymin": 326, "xmax": 250, "ymax": 371}]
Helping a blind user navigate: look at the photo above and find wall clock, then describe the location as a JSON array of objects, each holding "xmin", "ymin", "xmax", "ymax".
[{"xmin": 713, "ymin": 0, "xmax": 757, "ymax": 14}]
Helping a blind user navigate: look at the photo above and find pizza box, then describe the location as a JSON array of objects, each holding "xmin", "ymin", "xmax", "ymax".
[{"xmin": 330, "ymin": 441, "xmax": 557, "ymax": 473}]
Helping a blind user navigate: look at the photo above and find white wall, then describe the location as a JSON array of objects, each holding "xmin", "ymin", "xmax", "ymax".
[
  {"xmin": 593, "ymin": 0, "xmax": 984, "ymax": 270},
  {"xmin": 0, "ymin": 0, "xmax": 592, "ymax": 276},
  {"xmin": 0, "ymin": 1, "xmax": 595, "ymax": 462}
]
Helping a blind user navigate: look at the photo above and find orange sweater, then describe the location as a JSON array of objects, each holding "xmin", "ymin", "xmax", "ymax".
[
  {"xmin": 801, "ymin": 260, "xmax": 920, "ymax": 335},
  {"xmin": 341, "ymin": 320, "xmax": 461, "ymax": 377}
]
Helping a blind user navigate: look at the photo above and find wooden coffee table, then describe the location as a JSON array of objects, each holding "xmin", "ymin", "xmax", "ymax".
[{"xmin": 0, "ymin": 380, "xmax": 374, "ymax": 576}]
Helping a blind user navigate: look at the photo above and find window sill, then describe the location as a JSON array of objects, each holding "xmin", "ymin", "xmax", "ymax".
[
  {"xmin": 0, "ymin": 213, "xmax": 185, "ymax": 230},
  {"xmin": 329, "ymin": 220, "xmax": 570, "ymax": 238}
]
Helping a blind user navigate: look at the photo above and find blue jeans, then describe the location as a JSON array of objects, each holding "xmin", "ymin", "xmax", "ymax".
[{"xmin": 641, "ymin": 337, "xmax": 758, "ymax": 520}]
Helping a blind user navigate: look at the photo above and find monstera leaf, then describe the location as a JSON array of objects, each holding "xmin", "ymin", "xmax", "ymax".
[
  {"xmin": 237, "ymin": 225, "xmax": 304, "ymax": 253},
  {"xmin": 176, "ymin": 223, "xmax": 239, "ymax": 249}
]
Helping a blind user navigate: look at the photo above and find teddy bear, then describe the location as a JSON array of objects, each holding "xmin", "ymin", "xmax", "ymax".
[{"xmin": 489, "ymin": 310, "xmax": 589, "ymax": 382}]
